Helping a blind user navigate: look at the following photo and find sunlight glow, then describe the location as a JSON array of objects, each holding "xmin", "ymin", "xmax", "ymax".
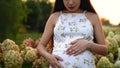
[{"xmin": 90, "ymin": 0, "xmax": 120, "ymax": 25}]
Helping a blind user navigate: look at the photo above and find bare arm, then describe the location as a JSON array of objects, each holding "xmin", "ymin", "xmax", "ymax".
[
  {"xmin": 88, "ymin": 13, "xmax": 108, "ymax": 56},
  {"xmin": 37, "ymin": 12, "xmax": 58, "ymax": 57},
  {"xmin": 36, "ymin": 12, "xmax": 64, "ymax": 68}
]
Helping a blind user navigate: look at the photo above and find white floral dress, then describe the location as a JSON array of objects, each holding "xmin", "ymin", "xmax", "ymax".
[{"xmin": 50, "ymin": 11, "xmax": 95, "ymax": 68}]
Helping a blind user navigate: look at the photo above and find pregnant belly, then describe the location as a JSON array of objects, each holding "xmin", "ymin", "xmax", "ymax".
[{"xmin": 51, "ymin": 50, "xmax": 95, "ymax": 68}]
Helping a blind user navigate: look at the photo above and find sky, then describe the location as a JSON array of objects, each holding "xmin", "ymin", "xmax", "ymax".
[
  {"xmin": 50, "ymin": 0, "xmax": 120, "ymax": 25},
  {"xmin": 91, "ymin": 0, "xmax": 120, "ymax": 25}
]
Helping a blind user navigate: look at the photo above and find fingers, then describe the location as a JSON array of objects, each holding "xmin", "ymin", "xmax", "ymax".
[
  {"xmin": 70, "ymin": 39, "xmax": 78, "ymax": 45},
  {"xmin": 66, "ymin": 46, "xmax": 77, "ymax": 55},
  {"xmin": 66, "ymin": 41, "xmax": 87, "ymax": 55},
  {"xmin": 67, "ymin": 49, "xmax": 78, "ymax": 55},
  {"xmin": 74, "ymin": 48, "xmax": 86, "ymax": 56},
  {"xmin": 57, "ymin": 62, "xmax": 64, "ymax": 68},
  {"xmin": 66, "ymin": 42, "xmax": 79, "ymax": 54},
  {"xmin": 51, "ymin": 55, "xmax": 64, "ymax": 68},
  {"xmin": 54, "ymin": 55, "xmax": 63, "ymax": 61},
  {"xmin": 66, "ymin": 39, "xmax": 91, "ymax": 56},
  {"xmin": 67, "ymin": 48, "xmax": 86, "ymax": 56},
  {"xmin": 67, "ymin": 41, "xmax": 78, "ymax": 51},
  {"xmin": 68, "ymin": 39, "xmax": 83, "ymax": 50}
]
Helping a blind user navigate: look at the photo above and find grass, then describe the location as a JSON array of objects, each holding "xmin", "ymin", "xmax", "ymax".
[{"xmin": 15, "ymin": 32, "xmax": 42, "ymax": 45}]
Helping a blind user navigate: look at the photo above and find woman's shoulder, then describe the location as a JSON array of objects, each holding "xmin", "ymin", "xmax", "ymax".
[
  {"xmin": 50, "ymin": 11, "xmax": 61, "ymax": 18},
  {"xmin": 47, "ymin": 11, "xmax": 61, "ymax": 25},
  {"xmin": 85, "ymin": 11, "xmax": 98, "ymax": 18},
  {"xmin": 85, "ymin": 11, "xmax": 100, "ymax": 26}
]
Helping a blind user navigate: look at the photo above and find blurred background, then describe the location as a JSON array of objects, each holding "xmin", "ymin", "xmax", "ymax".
[
  {"xmin": 0, "ymin": 0, "xmax": 120, "ymax": 44},
  {"xmin": 0, "ymin": 0, "xmax": 52, "ymax": 44},
  {"xmin": 0, "ymin": 0, "xmax": 120, "ymax": 68}
]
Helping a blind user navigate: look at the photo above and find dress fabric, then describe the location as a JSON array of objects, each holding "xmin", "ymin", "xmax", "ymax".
[{"xmin": 49, "ymin": 11, "xmax": 95, "ymax": 68}]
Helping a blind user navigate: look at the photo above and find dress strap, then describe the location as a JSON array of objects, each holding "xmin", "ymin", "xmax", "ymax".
[
  {"xmin": 60, "ymin": 11, "xmax": 63, "ymax": 15},
  {"xmin": 82, "ymin": 10, "xmax": 90, "ymax": 21},
  {"xmin": 83, "ymin": 11, "xmax": 87, "ymax": 14}
]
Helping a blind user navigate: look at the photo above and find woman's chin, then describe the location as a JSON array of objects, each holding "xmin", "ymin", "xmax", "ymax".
[{"xmin": 67, "ymin": 9, "xmax": 80, "ymax": 13}]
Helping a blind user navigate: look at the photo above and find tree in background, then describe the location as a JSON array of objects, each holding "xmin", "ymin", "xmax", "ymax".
[
  {"xmin": 38, "ymin": 0, "xmax": 52, "ymax": 32},
  {"xmin": 25, "ymin": 0, "xmax": 40, "ymax": 31},
  {"xmin": 101, "ymin": 18, "xmax": 110, "ymax": 26},
  {"xmin": 0, "ymin": 0, "xmax": 28, "ymax": 42},
  {"xmin": 25, "ymin": 0, "xmax": 52, "ymax": 32},
  {"xmin": 101, "ymin": 18, "xmax": 120, "ymax": 27}
]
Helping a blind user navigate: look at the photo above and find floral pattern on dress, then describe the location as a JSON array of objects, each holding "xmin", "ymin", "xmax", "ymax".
[{"xmin": 50, "ymin": 11, "xmax": 95, "ymax": 68}]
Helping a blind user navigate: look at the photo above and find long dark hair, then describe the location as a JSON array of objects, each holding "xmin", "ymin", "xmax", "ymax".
[{"xmin": 52, "ymin": 0, "xmax": 96, "ymax": 14}]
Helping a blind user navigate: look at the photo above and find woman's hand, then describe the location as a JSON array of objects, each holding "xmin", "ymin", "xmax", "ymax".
[
  {"xmin": 66, "ymin": 39, "xmax": 93, "ymax": 56},
  {"xmin": 45, "ymin": 54, "xmax": 64, "ymax": 68}
]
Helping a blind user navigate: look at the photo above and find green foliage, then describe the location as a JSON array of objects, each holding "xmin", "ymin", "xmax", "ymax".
[
  {"xmin": 108, "ymin": 31, "xmax": 115, "ymax": 38},
  {"xmin": 21, "ymin": 47, "xmax": 37, "ymax": 62},
  {"xmin": 15, "ymin": 32, "xmax": 42, "ymax": 45},
  {"xmin": 0, "ymin": 0, "xmax": 28, "ymax": 42},
  {"xmin": 1, "ymin": 39, "xmax": 19, "ymax": 53},
  {"xmin": 25, "ymin": 1, "xmax": 41, "ymax": 31},
  {"xmin": 0, "ymin": 39, "xmax": 23, "ymax": 68},
  {"xmin": 22, "ymin": 61, "xmax": 33, "ymax": 68},
  {"xmin": 114, "ymin": 61, "xmax": 120, "ymax": 68},
  {"xmin": 38, "ymin": 1, "xmax": 52, "ymax": 32},
  {"xmin": 97, "ymin": 57, "xmax": 114, "ymax": 68},
  {"xmin": 25, "ymin": 0, "xmax": 52, "ymax": 32},
  {"xmin": 117, "ymin": 48, "xmax": 120, "ymax": 60},
  {"xmin": 103, "ymin": 26, "xmax": 109, "ymax": 37},
  {"xmin": 103, "ymin": 26, "xmax": 120, "ymax": 37},
  {"xmin": 32, "ymin": 57, "xmax": 49, "ymax": 68},
  {"xmin": 106, "ymin": 36, "xmax": 119, "ymax": 54},
  {"xmin": 113, "ymin": 35, "xmax": 120, "ymax": 47},
  {"xmin": 4, "ymin": 50, "xmax": 23, "ymax": 68},
  {"xmin": 107, "ymin": 53, "xmax": 114, "ymax": 63}
]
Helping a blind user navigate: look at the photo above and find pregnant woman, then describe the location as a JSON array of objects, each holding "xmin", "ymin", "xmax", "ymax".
[{"xmin": 37, "ymin": 0, "xmax": 108, "ymax": 68}]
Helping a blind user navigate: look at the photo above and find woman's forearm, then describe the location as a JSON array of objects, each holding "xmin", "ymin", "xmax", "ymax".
[
  {"xmin": 37, "ymin": 44, "xmax": 50, "ymax": 58},
  {"xmin": 89, "ymin": 42, "xmax": 108, "ymax": 56}
]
